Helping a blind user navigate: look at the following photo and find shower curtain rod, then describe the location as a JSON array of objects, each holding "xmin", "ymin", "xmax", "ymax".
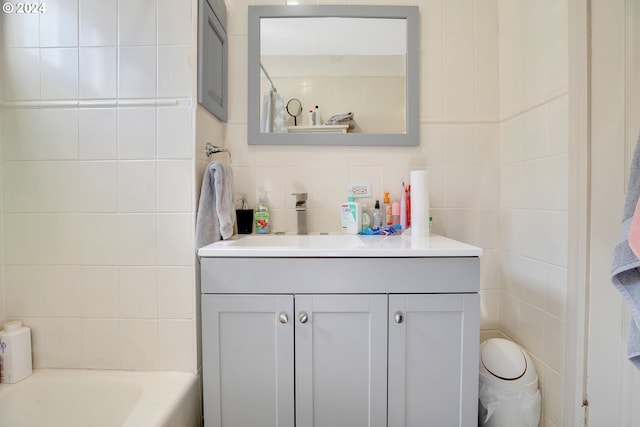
[{"xmin": 260, "ymin": 62, "xmax": 278, "ymax": 93}]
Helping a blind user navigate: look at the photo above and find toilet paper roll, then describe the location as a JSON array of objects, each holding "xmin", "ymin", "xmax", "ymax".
[{"xmin": 410, "ymin": 170, "xmax": 430, "ymax": 237}]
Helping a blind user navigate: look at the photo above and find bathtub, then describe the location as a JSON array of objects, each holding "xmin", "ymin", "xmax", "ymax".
[{"xmin": 0, "ymin": 369, "xmax": 201, "ymax": 427}]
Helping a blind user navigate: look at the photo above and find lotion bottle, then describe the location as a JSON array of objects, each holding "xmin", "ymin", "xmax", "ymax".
[
  {"xmin": 341, "ymin": 194, "xmax": 362, "ymax": 234},
  {"xmin": 383, "ymin": 192, "xmax": 392, "ymax": 225}
]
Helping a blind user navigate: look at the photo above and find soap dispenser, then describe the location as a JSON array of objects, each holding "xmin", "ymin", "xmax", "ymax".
[
  {"xmin": 236, "ymin": 194, "xmax": 253, "ymax": 234},
  {"xmin": 255, "ymin": 190, "xmax": 270, "ymax": 234}
]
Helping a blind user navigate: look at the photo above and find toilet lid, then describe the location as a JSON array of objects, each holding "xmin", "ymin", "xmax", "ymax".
[{"xmin": 481, "ymin": 338, "xmax": 527, "ymax": 380}]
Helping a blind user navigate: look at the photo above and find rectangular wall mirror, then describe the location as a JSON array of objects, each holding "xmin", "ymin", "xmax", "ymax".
[{"xmin": 248, "ymin": 5, "xmax": 419, "ymax": 146}]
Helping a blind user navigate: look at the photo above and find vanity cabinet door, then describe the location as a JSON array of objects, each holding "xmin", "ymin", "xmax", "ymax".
[
  {"xmin": 202, "ymin": 294, "xmax": 294, "ymax": 427},
  {"xmin": 387, "ymin": 294, "xmax": 480, "ymax": 427},
  {"xmin": 294, "ymin": 294, "xmax": 388, "ymax": 427}
]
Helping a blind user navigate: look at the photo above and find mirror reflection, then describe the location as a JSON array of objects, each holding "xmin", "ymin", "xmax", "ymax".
[{"xmin": 259, "ymin": 17, "xmax": 407, "ymax": 135}]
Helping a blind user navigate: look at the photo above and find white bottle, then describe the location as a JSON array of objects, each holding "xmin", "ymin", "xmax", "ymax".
[
  {"xmin": 341, "ymin": 195, "xmax": 362, "ymax": 234},
  {"xmin": 314, "ymin": 105, "xmax": 321, "ymax": 125},
  {"xmin": 0, "ymin": 320, "xmax": 32, "ymax": 383}
]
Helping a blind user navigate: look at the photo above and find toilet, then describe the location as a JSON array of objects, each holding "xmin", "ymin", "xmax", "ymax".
[{"xmin": 478, "ymin": 338, "xmax": 541, "ymax": 427}]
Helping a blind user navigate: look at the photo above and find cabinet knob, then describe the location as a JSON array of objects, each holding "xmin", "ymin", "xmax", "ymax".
[
  {"xmin": 394, "ymin": 311, "xmax": 404, "ymax": 324},
  {"xmin": 279, "ymin": 312, "xmax": 289, "ymax": 324},
  {"xmin": 298, "ymin": 312, "xmax": 309, "ymax": 324}
]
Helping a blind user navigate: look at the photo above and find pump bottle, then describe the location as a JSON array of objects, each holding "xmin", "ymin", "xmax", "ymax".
[
  {"xmin": 255, "ymin": 190, "xmax": 270, "ymax": 233},
  {"xmin": 341, "ymin": 193, "xmax": 362, "ymax": 234},
  {"xmin": 383, "ymin": 192, "xmax": 392, "ymax": 226}
]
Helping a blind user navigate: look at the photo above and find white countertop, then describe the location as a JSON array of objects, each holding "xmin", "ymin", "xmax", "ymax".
[{"xmin": 197, "ymin": 233, "xmax": 482, "ymax": 258}]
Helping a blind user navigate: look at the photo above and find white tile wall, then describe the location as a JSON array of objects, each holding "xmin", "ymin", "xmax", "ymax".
[
  {"xmin": 120, "ymin": 319, "xmax": 158, "ymax": 370},
  {"xmin": 118, "ymin": 47, "xmax": 157, "ymax": 98},
  {"xmin": 83, "ymin": 318, "xmax": 120, "ymax": 369},
  {"xmin": 40, "ymin": 0, "xmax": 79, "ymax": 47},
  {"xmin": 40, "ymin": 109, "xmax": 79, "ymax": 159},
  {"xmin": 158, "ymin": 47, "xmax": 194, "ymax": 98},
  {"xmin": 3, "ymin": 9, "xmax": 40, "ymax": 47},
  {"xmin": 498, "ymin": 1, "xmax": 569, "ymax": 426},
  {"xmin": 118, "ymin": 161, "xmax": 157, "ymax": 212},
  {"xmin": 79, "ymin": 109, "xmax": 118, "ymax": 159},
  {"xmin": 79, "ymin": 0, "xmax": 118, "ymax": 46},
  {"xmin": 3, "ymin": 48, "xmax": 41, "ymax": 100},
  {"xmin": 79, "ymin": 47, "xmax": 118, "ymax": 99},
  {"xmin": 119, "ymin": 0, "xmax": 157, "ymax": 46},
  {"xmin": 158, "ymin": 107, "xmax": 193, "ymax": 158},
  {"xmin": 1, "ymin": 0, "xmax": 200, "ymax": 372},
  {"xmin": 77, "ymin": 161, "xmax": 118, "ymax": 212},
  {"xmin": 44, "ymin": 318, "xmax": 83, "ymax": 368},
  {"xmin": 158, "ymin": 0, "xmax": 194, "ymax": 46},
  {"xmin": 41, "ymin": 48, "xmax": 79, "ymax": 100},
  {"xmin": 118, "ymin": 108, "xmax": 157, "ymax": 159},
  {"xmin": 79, "ymin": 266, "xmax": 119, "ymax": 317}
]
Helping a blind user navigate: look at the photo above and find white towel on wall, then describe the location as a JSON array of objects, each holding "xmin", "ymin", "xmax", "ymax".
[
  {"xmin": 612, "ymin": 130, "xmax": 640, "ymax": 369},
  {"xmin": 195, "ymin": 161, "xmax": 235, "ymax": 249}
]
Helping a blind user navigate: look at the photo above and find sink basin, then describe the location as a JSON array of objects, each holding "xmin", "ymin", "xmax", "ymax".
[
  {"xmin": 226, "ymin": 234, "xmax": 366, "ymax": 249},
  {"xmin": 198, "ymin": 233, "xmax": 483, "ymax": 258}
]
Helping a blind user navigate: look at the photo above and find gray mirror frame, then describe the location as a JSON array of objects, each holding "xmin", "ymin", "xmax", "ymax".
[{"xmin": 248, "ymin": 5, "xmax": 419, "ymax": 146}]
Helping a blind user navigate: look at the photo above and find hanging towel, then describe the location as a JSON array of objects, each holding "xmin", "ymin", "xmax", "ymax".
[
  {"xmin": 260, "ymin": 89, "xmax": 287, "ymax": 133},
  {"xmin": 630, "ymin": 198, "xmax": 640, "ymax": 258},
  {"xmin": 195, "ymin": 161, "xmax": 235, "ymax": 249},
  {"xmin": 612, "ymin": 131, "xmax": 640, "ymax": 368}
]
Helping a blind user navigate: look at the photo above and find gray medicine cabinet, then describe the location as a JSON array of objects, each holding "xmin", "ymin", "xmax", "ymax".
[{"xmin": 198, "ymin": 0, "xmax": 228, "ymax": 122}]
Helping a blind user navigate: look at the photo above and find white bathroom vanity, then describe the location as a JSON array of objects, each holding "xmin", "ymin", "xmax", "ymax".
[{"xmin": 199, "ymin": 234, "xmax": 482, "ymax": 427}]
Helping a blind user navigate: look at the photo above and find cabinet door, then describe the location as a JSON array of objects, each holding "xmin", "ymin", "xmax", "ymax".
[
  {"xmin": 202, "ymin": 295, "xmax": 294, "ymax": 427},
  {"xmin": 388, "ymin": 294, "xmax": 480, "ymax": 427},
  {"xmin": 295, "ymin": 294, "xmax": 387, "ymax": 427},
  {"xmin": 198, "ymin": 0, "xmax": 227, "ymax": 121}
]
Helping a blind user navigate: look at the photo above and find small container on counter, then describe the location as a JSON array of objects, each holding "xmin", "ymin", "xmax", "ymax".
[{"xmin": 236, "ymin": 194, "xmax": 253, "ymax": 234}]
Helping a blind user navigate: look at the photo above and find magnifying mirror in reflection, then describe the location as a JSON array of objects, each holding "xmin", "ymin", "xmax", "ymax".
[{"xmin": 286, "ymin": 98, "xmax": 303, "ymax": 126}]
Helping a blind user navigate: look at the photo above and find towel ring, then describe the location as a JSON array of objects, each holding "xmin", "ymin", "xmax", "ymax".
[{"xmin": 205, "ymin": 143, "xmax": 232, "ymax": 164}]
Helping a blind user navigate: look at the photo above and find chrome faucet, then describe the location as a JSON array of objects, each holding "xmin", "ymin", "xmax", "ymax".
[{"xmin": 292, "ymin": 193, "xmax": 308, "ymax": 235}]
